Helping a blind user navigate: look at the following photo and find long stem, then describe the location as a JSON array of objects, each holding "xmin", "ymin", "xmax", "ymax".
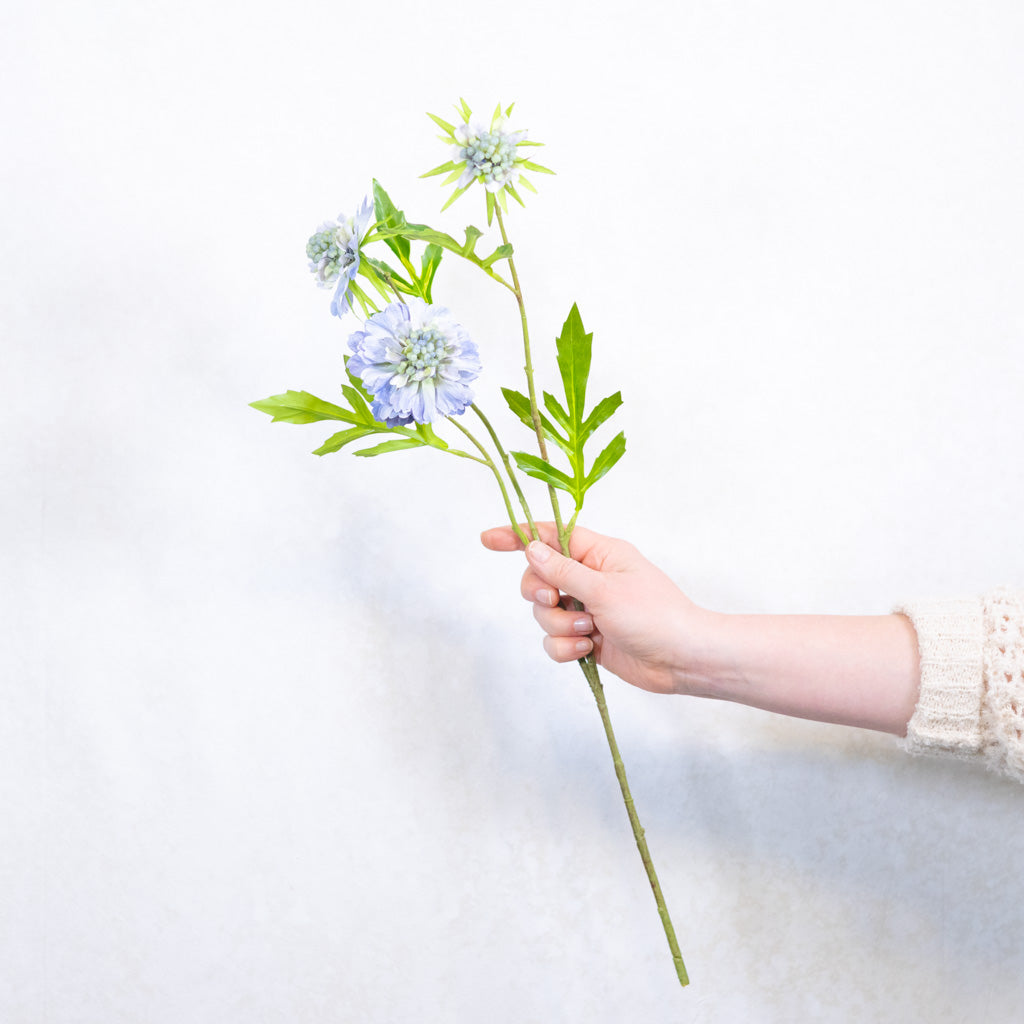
[
  {"xmin": 496, "ymin": 205, "xmax": 689, "ymax": 987},
  {"xmin": 494, "ymin": 206, "xmax": 569, "ymax": 553},
  {"xmin": 447, "ymin": 416, "xmax": 530, "ymax": 546},
  {"xmin": 471, "ymin": 404, "xmax": 538, "ymax": 539},
  {"xmin": 578, "ymin": 656, "xmax": 689, "ymax": 986}
]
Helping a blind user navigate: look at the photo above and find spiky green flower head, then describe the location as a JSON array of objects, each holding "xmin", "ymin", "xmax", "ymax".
[{"xmin": 422, "ymin": 99, "xmax": 554, "ymax": 221}]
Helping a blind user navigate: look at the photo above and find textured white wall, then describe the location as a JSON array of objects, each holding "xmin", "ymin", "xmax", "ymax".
[{"xmin": 3, "ymin": 0, "xmax": 1023, "ymax": 1020}]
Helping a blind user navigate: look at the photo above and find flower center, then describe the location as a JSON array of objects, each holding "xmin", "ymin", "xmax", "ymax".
[
  {"xmin": 398, "ymin": 327, "xmax": 448, "ymax": 378},
  {"xmin": 307, "ymin": 225, "xmax": 356, "ymax": 280},
  {"xmin": 460, "ymin": 129, "xmax": 517, "ymax": 185}
]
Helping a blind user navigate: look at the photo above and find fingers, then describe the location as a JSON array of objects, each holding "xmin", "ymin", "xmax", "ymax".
[
  {"xmin": 532, "ymin": 601, "xmax": 597, "ymax": 661},
  {"xmin": 520, "ymin": 568, "xmax": 559, "ymax": 608},
  {"xmin": 542, "ymin": 634, "xmax": 595, "ymax": 662},
  {"xmin": 532, "ymin": 601, "xmax": 593, "ymax": 636},
  {"xmin": 523, "ymin": 540, "xmax": 603, "ymax": 608},
  {"xmin": 479, "ymin": 522, "xmax": 561, "ymax": 552},
  {"xmin": 479, "ymin": 523, "xmax": 614, "ymax": 568}
]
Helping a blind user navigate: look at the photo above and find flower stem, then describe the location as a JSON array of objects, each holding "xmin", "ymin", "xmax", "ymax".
[
  {"xmin": 471, "ymin": 404, "xmax": 538, "ymax": 539},
  {"xmin": 578, "ymin": 654, "xmax": 690, "ymax": 987},
  {"xmin": 447, "ymin": 415, "xmax": 530, "ymax": 546},
  {"xmin": 496, "ymin": 205, "xmax": 689, "ymax": 987},
  {"xmin": 494, "ymin": 206, "xmax": 569, "ymax": 551}
]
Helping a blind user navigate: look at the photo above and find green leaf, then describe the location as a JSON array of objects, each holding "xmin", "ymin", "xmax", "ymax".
[
  {"xmin": 522, "ymin": 160, "xmax": 555, "ymax": 174},
  {"xmin": 505, "ymin": 182, "xmax": 525, "ymax": 208},
  {"xmin": 415, "ymin": 421, "xmax": 448, "ymax": 450},
  {"xmin": 313, "ymin": 426, "xmax": 379, "ymax": 456},
  {"xmin": 580, "ymin": 391, "xmax": 623, "ymax": 444},
  {"xmin": 555, "ymin": 303, "xmax": 592, "ymax": 432},
  {"xmin": 375, "ymin": 221, "xmax": 511, "ymax": 281},
  {"xmin": 340, "ymin": 382, "xmax": 376, "ymax": 425},
  {"xmin": 372, "ymin": 180, "xmax": 410, "ymax": 262},
  {"xmin": 250, "ymin": 391, "xmax": 359, "ymax": 425},
  {"xmin": 584, "ymin": 432, "xmax": 626, "ymax": 490},
  {"xmin": 480, "ymin": 243, "xmax": 513, "ymax": 269},
  {"xmin": 421, "ymin": 160, "xmax": 460, "ymax": 179},
  {"xmin": 533, "ymin": 306, "xmax": 627, "ymax": 509},
  {"xmin": 354, "ymin": 437, "xmax": 427, "ymax": 457},
  {"xmin": 362, "ymin": 255, "xmax": 414, "ymax": 296},
  {"xmin": 426, "ymin": 111, "xmax": 456, "ymax": 136},
  {"xmin": 441, "ymin": 184, "xmax": 472, "ymax": 211},
  {"xmin": 511, "ymin": 451, "xmax": 574, "ymax": 493},
  {"xmin": 501, "ymin": 388, "xmax": 571, "ymax": 457},
  {"xmin": 419, "ymin": 243, "xmax": 443, "ymax": 302},
  {"xmin": 542, "ymin": 392, "xmax": 571, "ymax": 433}
]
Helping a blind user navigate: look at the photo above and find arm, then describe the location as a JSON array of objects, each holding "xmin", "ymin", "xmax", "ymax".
[{"xmin": 480, "ymin": 523, "xmax": 920, "ymax": 735}]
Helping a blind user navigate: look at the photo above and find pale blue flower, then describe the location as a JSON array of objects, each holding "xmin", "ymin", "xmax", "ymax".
[
  {"xmin": 423, "ymin": 101, "xmax": 553, "ymax": 212},
  {"xmin": 305, "ymin": 196, "xmax": 373, "ymax": 317},
  {"xmin": 347, "ymin": 299, "xmax": 481, "ymax": 427},
  {"xmin": 452, "ymin": 117, "xmax": 529, "ymax": 193}
]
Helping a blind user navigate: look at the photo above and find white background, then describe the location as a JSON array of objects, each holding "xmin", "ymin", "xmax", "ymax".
[{"xmin": 3, "ymin": 0, "xmax": 1023, "ymax": 1020}]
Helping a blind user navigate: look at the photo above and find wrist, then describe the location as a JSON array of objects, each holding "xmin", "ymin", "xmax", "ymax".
[{"xmin": 667, "ymin": 608, "xmax": 737, "ymax": 699}]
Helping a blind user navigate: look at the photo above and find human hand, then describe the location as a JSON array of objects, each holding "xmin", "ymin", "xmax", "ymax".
[{"xmin": 479, "ymin": 523, "xmax": 723, "ymax": 695}]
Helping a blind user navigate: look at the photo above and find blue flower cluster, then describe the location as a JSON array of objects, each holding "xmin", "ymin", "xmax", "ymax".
[
  {"xmin": 305, "ymin": 197, "xmax": 373, "ymax": 317},
  {"xmin": 347, "ymin": 299, "xmax": 481, "ymax": 426}
]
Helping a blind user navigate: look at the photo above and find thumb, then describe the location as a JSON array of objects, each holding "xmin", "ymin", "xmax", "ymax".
[{"xmin": 525, "ymin": 540, "xmax": 601, "ymax": 605}]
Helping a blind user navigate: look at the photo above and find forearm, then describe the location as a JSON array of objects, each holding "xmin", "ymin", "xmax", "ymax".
[{"xmin": 683, "ymin": 612, "xmax": 921, "ymax": 735}]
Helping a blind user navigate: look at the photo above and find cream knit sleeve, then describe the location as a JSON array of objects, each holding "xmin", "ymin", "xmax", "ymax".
[{"xmin": 894, "ymin": 588, "xmax": 1024, "ymax": 782}]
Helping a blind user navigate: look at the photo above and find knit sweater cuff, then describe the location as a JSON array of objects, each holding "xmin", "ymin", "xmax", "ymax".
[{"xmin": 893, "ymin": 597, "xmax": 985, "ymax": 759}]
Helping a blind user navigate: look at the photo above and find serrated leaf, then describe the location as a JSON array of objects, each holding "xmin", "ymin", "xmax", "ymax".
[
  {"xmin": 375, "ymin": 221, "xmax": 510, "ymax": 284},
  {"xmin": 354, "ymin": 437, "xmax": 426, "ymax": 457},
  {"xmin": 542, "ymin": 392, "xmax": 571, "ymax": 432},
  {"xmin": 372, "ymin": 180, "xmax": 410, "ymax": 263},
  {"xmin": 461, "ymin": 225, "xmax": 483, "ymax": 256},
  {"xmin": 250, "ymin": 391, "xmax": 359, "ymax": 425},
  {"xmin": 580, "ymin": 391, "xmax": 622, "ymax": 444},
  {"xmin": 555, "ymin": 303, "xmax": 592, "ymax": 432},
  {"xmin": 362, "ymin": 255, "xmax": 414, "ymax": 295},
  {"xmin": 501, "ymin": 388, "xmax": 571, "ymax": 457},
  {"xmin": 420, "ymin": 243, "xmax": 443, "ymax": 302},
  {"xmin": 511, "ymin": 451, "xmax": 574, "ymax": 493},
  {"xmin": 583, "ymin": 432, "xmax": 626, "ymax": 490},
  {"xmin": 340, "ymin": 382, "xmax": 376, "ymax": 424},
  {"xmin": 480, "ymin": 242, "xmax": 512, "ymax": 269},
  {"xmin": 313, "ymin": 426, "xmax": 379, "ymax": 456}
]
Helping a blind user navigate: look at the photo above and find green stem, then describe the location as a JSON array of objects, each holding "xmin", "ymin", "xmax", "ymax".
[
  {"xmin": 494, "ymin": 206, "xmax": 569, "ymax": 552},
  {"xmin": 471, "ymin": 404, "xmax": 538, "ymax": 539},
  {"xmin": 578, "ymin": 655, "xmax": 690, "ymax": 987},
  {"xmin": 447, "ymin": 416, "xmax": 530, "ymax": 546},
  {"xmin": 496, "ymin": 205, "xmax": 689, "ymax": 987}
]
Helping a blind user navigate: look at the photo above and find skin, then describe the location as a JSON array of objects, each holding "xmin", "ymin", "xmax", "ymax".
[{"xmin": 480, "ymin": 523, "xmax": 922, "ymax": 736}]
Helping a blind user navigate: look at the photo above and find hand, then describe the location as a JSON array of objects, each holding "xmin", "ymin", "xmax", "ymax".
[{"xmin": 480, "ymin": 523, "xmax": 721, "ymax": 695}]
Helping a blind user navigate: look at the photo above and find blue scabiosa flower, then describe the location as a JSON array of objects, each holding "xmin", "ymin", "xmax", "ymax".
[
  {"xmin": 305, "ymin": 196, "xmax": 374, "ymax": 317},
  {"xmin": 422, "ymin": 100, "xmax": 553, "ymax": 213},
  {"xmin": 346, "ymin": 299, "xmax": 481, "ymax": 427}
]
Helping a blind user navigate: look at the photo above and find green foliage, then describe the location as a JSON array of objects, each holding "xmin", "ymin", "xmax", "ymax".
[
  {"xmin": 251, "ymin": 368, "xmax": 452, "ymax": 459},
  {"xmin": 506, "ymin": 304, "xmax": 625, "ymax": 510},
  {"xmin": 374, "ymin": 213, "xmax": 512, "ymax": 285}
]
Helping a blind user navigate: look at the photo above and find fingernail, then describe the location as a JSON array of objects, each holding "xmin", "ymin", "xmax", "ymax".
[
  {"xmin": 573, "ymin": 617, "xmax": 591, "ymax": 633},
  {"xmin": 575, "ymin": 639, "xmax": 592, "ymax": 654},
  {"xmin": 535, "ymin": 589, "xmax": 557, "ymax": 607},
  {"xmin": 527, "ymin": 540, "xmax": 552, "ymax": 563}
]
